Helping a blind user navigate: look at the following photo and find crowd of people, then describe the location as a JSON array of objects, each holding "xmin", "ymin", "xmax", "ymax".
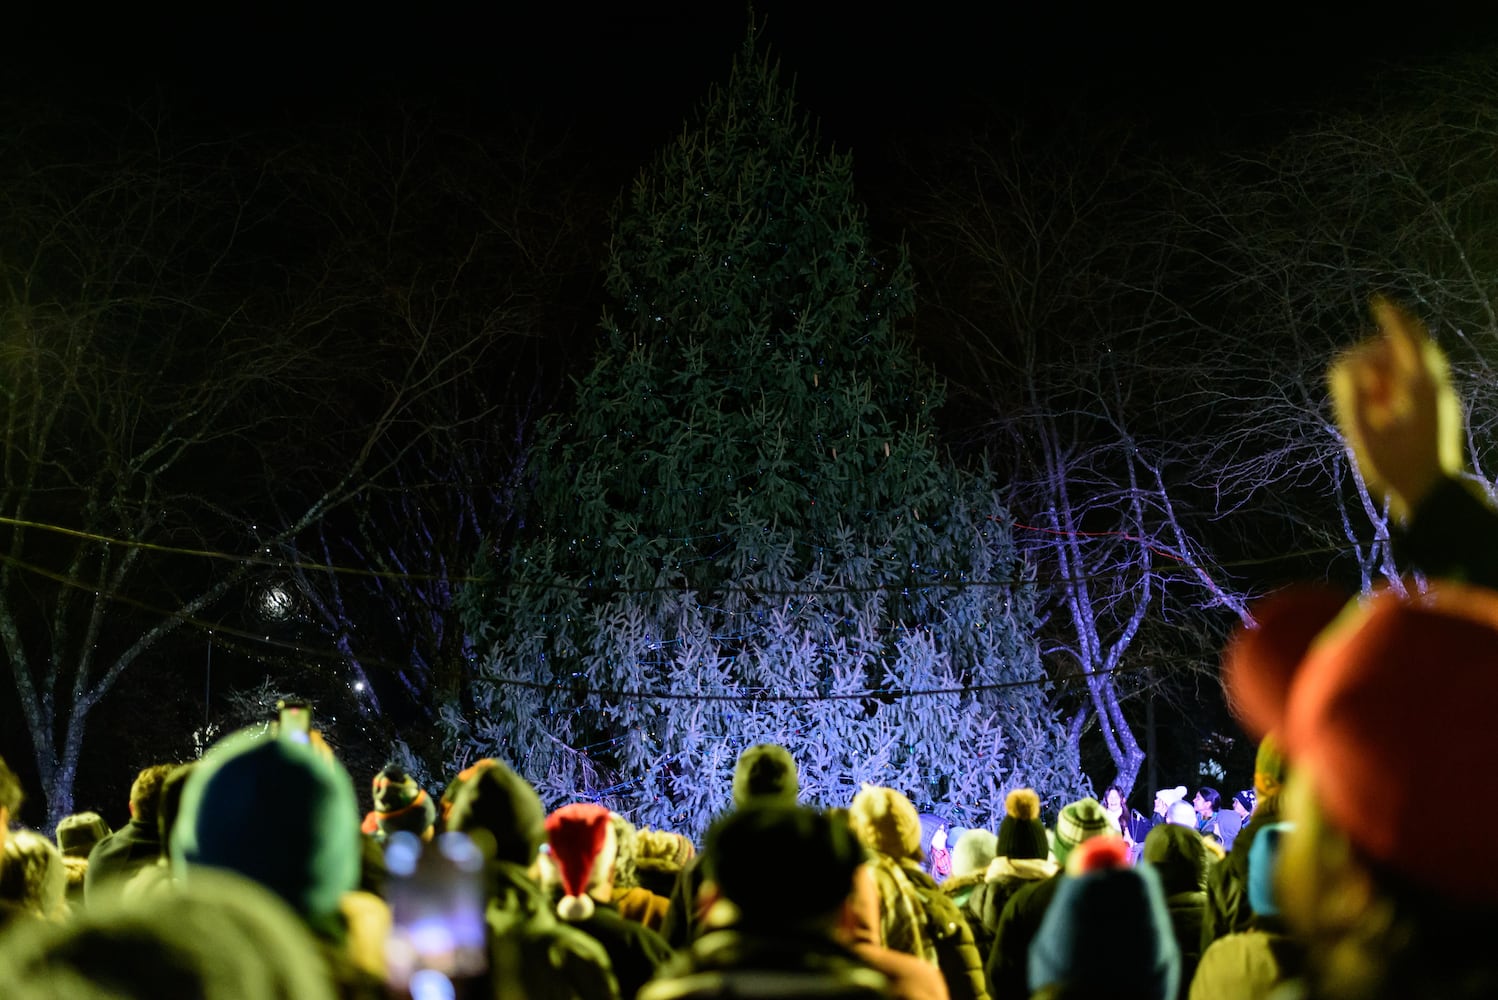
[{"xmin": 0, "ymin": 298, "xmax": 1493, "ymax": 999}]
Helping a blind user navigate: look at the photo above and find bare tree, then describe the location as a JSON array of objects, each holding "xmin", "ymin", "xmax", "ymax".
[
  {"xmin": 0, "ymin": 106, "xmax": 514, "ymax": 824},
  {"xmin": 902, "ymin": 127, "xmax": 1256, "ymax": 796}
]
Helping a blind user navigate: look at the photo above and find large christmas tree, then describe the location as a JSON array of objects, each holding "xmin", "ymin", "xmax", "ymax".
[{"xmin": 455, "ymin": 38, "xmax": 1078, "ymax": 835}]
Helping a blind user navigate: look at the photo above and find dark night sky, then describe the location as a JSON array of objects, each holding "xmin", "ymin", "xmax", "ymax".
[
  {"xmin": 13, "ymin": 6, "xmax": 1498, "ymax": 167},
  {"xmin": 8, "ymin": 6, "xmax": 1498, "ymax": 817}
]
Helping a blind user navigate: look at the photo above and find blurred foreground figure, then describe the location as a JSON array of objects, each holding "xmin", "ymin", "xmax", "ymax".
[
  {"xmin": 642, "ymin": 805, "xmax": 889, "ymax": 1000},
  {"xmin": 1224, "ymin": 581, "xmax": 1498, "ymax": 999},
  {"xmin": 0, "ymin": 869, "xmax": 337, "ymax": 1000}
]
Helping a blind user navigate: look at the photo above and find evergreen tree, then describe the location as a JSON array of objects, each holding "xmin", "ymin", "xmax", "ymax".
[{"xmin": 456, "ymin": 37, "xmax": 1079, "ymax": 836}]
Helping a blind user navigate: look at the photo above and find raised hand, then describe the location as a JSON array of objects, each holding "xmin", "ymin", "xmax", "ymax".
[{"xmin": 1327, "ymin": 296, "xmax": 1465, "ymax": 521}]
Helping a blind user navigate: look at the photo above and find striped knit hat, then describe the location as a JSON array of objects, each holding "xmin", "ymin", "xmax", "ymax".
[{"xmin": 1053, "ymin": 797, "xmax": 1118, "ymax": 867}]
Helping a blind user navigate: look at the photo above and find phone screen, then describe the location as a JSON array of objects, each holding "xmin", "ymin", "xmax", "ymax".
[
  {"xmin": 276, "ymin": 699, "xmax": 311, "ymax": 743},
  {"xmin": 385, "ymin": 831, "xmax": 488, "ymax": 997}
]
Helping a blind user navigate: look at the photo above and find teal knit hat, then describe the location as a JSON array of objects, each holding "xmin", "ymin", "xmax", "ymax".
[{"xmin": 173, "ymin": 729, "xmax": 361, "ymax": 939}]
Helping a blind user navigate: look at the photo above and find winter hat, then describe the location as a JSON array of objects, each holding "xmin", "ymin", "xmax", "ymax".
[
  {"xmin": 951, "ymin": 828, "xmax": 998, "ymax": 878},
  {"xmin": 636, "ymin": 828, "xmax": 695, "ymax": 868},
  {"xmin": 1224, "ymin": 580, "xmax": 1498, "ymax": 903},
  {"xmin": 1142, "ymin": 823, "xmax": 1208, "ymax": 896},
  {"xmin": 1232, "ymin": 789, "xmax": 1257, "ymax": 814},
  {"xmin": 546, "ymin": 804, "xmax": 617, "ymax": 922},
  {"xmin": 54, "ymin": 811, "xmax": 111, "ymax": 859},
  {"xmin": 445, "ymin": 760, "xmax": 546, "ymax": 867},
  {"xmin": 1165, "ymin": 801, "xmax": 1198, "ymax": 827},
  {"xmin": 1254, "ymin": 733, "xmax": 1287, "ymax": 799},
  {"xmin": 705, "ymin": 805, "xmax": 863, "ymax": 924},
  {"xmin": 1153, "ymin": 786, "xmax": 1188, "ymax": 812},
  {"xmin": 173, "ymin": 729, "xmax": 361, "ymax": 939},
  {"xmin": 848, "ymin": 784, "xmax": 923, "ymax": 862},
  {"xmin": 438, "ymin": 758, "xmax": 500, "ymax": 825},
  {"xmin": 1029, "ymin": 842, "xmax": 1180, "ymax": 999},
  {"xmin": 1052, "ymin": 797, "xmax": 1117, "ymax": 867},
  {"xmin": 996, "ymin": 788, "xmax": 1049, "ymax": 861},
  {"xmin": 731, "ymin": 744, "xmax": 799, "ymax": 808},
  {"xmin": 1246, "ymin": 822, "xmax": 1294, "ymax": 918},
  {"xmin": 371, "ymin": 765, "xmax": 436, "ymax": 839}
]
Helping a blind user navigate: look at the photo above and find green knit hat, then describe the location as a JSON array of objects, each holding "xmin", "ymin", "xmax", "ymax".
[
  {"xmin": 731, "ymin": 744, "xmax": 798, "ymax": 809},
  {"xmin": 1053, "ymin": 797, "xmax": 1117, "ymax": 867}
]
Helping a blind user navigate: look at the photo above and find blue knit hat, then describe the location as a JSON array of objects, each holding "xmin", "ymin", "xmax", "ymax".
[
  {"xmin": 1029, "ymin": 853, "xmax": 1180, "ymax": 999},
  {"xmin": 1247, "ymin": 822, "xmax": 1294, "ymax": 918},
  {"xmin": 173, "ymin": 730, "xmax": 361, "ymax": 939}
]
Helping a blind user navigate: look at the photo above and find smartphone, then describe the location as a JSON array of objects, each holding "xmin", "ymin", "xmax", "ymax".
[
  {"xmin": 385, "ymin": 830, "xmax": 488, "ymax": 998},
  {"xmin": 276, "ymin": 698, "xmax": 312, "ymax": 744}
]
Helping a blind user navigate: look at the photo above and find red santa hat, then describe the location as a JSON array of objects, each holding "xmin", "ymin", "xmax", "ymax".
[{"xmin": 545, "ymin": 803, "xmax": 617, "ymax": 921}]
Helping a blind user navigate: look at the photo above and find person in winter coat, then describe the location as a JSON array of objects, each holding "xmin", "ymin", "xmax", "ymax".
[
  {"xmin": 985, "ymin": 797, "xmax": 1116, "ymax": 1000},
  {"xmin": 844, "ymin": 858, "xmax": 953, "ymax": 1000},
  {"xmin": 963, "ymin": 789, "xmax": 1057, "ymax": 966},
  {"xmin": 544, "ymin": 803, "xmax": 674, "ymax": 1000},
  {"xmin": 1223, "ymin": 569, "xmax": 1498, "ymax": 998},
  {"xmin": 1189, "ymin": 822, "xmax": 1302, "ymax": 1000},
  {"xmin": 848, "ymin": 784, "xmax": 989, "ymax": 1000},
  {"xmin": 447, "ymin": 762, "xmax": 621, "ymax": 1000},
  {"xmin": 609, "ymin": 814, "xmax": 672, "ymax": 933},
  {"xmin": 1200, "ymin": 736, "xmax": 1285, "ymax": 951},
  {"xmin": 662, "ymin": 742, "xmax": 797, "ymax": 947},
  {"xmin": 172, "ymin": 728, "xmax": 389, "ymax": 999},
  {"xmin": 1027, "ymin": 837, "xmax": 1180, "ymax": 1000},
  {"xmin": 1141, "ymin": 823, "xmax": 1208, "ymax": 999},
  {"xmin": 642, "ymin": 805, "xmax": 887, "ymax": 1000},
  {"xmin": 0, "ymin": 829, "xmax": 68, "ymax": 930},
  {"xmin": 85, "ymin": 762, "xmax": 177, "ymax": 901},
  {"xmin": 53, "ymin": 810, "xmax": 110, "ymax": 906},
  {"xmin": 942, "ymin": 828, "xmax": 997, "ymax": 954}
]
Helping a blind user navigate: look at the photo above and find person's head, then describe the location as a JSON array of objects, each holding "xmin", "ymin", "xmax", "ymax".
[
  {"xmin": 996, "ymin": 788, "xmax": 1049, "ymax": 861},
  {"xmin": 437, "ymin": 758, "xmax": 500, "ymax": 829},
  {"xmin": 370, "ymin": 765, "xmax": 436, "ymax": 842},
  {"xmin": 1224, "ymin": 580, "xmax": 1498, "ymax": 999},
  {"xmin": 705, "ymin": 805, "xmax": 862, "ymax": 930},
  {"xmin": 951, "ymin": 828, "xmax": 998, "ymax": 878},
  {"xmin": 848, "ymin": 784, "xmax": 923, "ymax": 863},
  {"xmin": 1052, "ymin": 797, "xmax": 1118, "ymax": 867},
  {"xmin": 128, "ymin": 764, "xmax": 178, "ymax": 830},
  {"xmin": 1165, "ymin": 801, "xmax": 1197, "ymax": 828},
  {"xmin": 54, "ymin": 812, "xmax": 111, "ymax": 860},
  {"xmin": 445, "ymin": 759, "xmax": 545, "ymax": 869},
  {"xmin": 172, "ymin": 730, "xmax": 360, "ymax": 940},
  {"xmin": 1029, "ymin": 836, "xmax": 1180, "ymax": 999},
  {"xmin": 919, "ymin": 812, "xmax": 949, "ymax": 854},
  {"xmin": 1232, "ymin": 789, "xmax": 1256, "ymax": 820},
  {"xmin": 1152, "ymin": 785, "xmax": 1185, "ymax": 817},
  {"xmin": 0, "ymin": 829, "xmax": 67, "ymax": 922},
  {"xmin": 1193, "ymin": 787, "xmax": 1219, "ymax": 817},
  {"xmin": 731, "ymin": 744, "xmax": 798, "ymax": 809},
  {"xmin": 1103, "ymin": 786, "xmax": 1125, "ymax": 813},
  {"xmin": 1142, "ymin": 823, "xmax": 1208, "ymax": 896},
  {"xmin": 545, "ymin": 803, "xmax": 618, "ymax": 920}
]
